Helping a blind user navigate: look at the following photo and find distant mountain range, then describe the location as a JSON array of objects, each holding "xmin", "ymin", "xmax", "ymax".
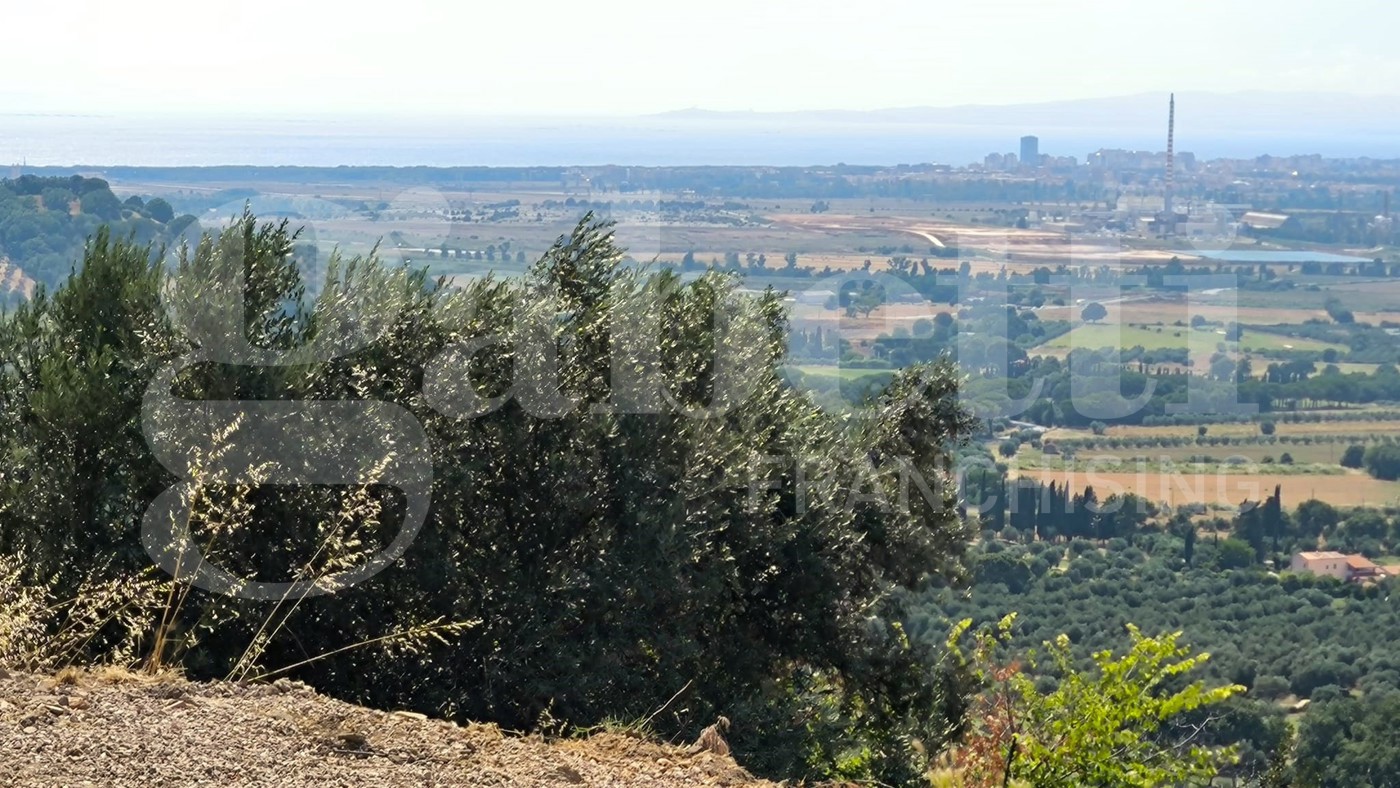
[{"xmin": 650, "ymin": 92, "xmax": 1400, "ymax": 138}]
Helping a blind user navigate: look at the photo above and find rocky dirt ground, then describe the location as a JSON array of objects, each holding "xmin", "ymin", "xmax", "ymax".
[{"xmin": 0, "ymin": 669, "xmax": 774, "ymax": 787}]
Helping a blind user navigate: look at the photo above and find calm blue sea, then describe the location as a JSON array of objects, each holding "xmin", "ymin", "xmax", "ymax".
[{"xmin": 0, "ymin": 114, "xmax": 1396, "ymax": 168}]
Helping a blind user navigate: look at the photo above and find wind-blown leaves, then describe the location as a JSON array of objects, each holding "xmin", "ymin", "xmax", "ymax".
[{"xmin": 948, "ymin": 614, "xmax": 1242, "ymax": 787}]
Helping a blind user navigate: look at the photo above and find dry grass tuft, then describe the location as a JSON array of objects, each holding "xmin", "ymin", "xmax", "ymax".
[
  {"xmin": 0, "ymin": 553, "xmax": 162, "ymax": 675},
  {"xmin": 690, "ymin": 716, "xmax": 731, "ymax": 757},
  {"xmin": 43, "ymin": 665, "xmax": 179, "ymax": 689},
  {"xmin": 51, "ymin": 666, "xmax": 83, "ymax": 685}
]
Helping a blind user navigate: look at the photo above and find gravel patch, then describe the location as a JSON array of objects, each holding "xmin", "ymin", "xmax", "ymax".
[{"xmin": 0, "ymin": 670, "xmax": 772, "ymax": 787}]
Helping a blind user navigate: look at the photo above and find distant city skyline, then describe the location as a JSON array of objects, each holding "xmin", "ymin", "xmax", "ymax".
[{"xmin": 2, "ymin": 0, "xmax": 1398, "ymax": 117}]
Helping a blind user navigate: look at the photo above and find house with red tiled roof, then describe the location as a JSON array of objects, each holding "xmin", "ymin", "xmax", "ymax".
[
  {"xmin": 1345, "ymin": 555, "xmax": 1383, "ymax": 582},
  {"xmin": 1291, "ymin": 551, "xmax": 1388, "ymax": 583}
]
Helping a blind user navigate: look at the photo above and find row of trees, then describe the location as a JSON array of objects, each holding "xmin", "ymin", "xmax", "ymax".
[
  {"xmin": 1058, "ymin": 433, "xmax": 1388, "ymax": 452},
  {"xmin": 962, "ymin": 470, "xmax": 1156, "ymax": 544}
]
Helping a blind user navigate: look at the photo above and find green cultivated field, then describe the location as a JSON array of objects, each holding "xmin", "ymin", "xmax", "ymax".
[
  {"xmin": 1039, "ymin": 322, "xmax": 1345, "ymax": 354},
  {"xmin": 1040, "ymin": 323, "xmax": 1193, "ymax": 352},
  {"xmin": 788, "ymin": 364, "xmax": 892, "ymax": 381},
  {"xmin": 1236, "ymin": 327, "xmax": 1348, "ymax": 354}
]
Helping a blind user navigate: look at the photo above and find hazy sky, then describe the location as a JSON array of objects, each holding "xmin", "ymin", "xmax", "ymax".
[{"xmin": 4, "ymin": 0, "xmax": 1397, "ymax": 116}]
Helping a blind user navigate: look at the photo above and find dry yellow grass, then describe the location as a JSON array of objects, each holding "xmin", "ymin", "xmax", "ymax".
[
  {"xmin": 1017, "ymin": 469, "xmax": 1400, "ymax": 508},
  {"xmin": 45, "ymin": 665, "xmax": 178, "ymax": 688}
]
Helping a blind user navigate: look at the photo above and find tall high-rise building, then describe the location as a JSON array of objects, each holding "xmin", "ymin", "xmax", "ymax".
[{"xmin": 1020, "ymin": 135, "xmax": 1040, "ymax": 168}]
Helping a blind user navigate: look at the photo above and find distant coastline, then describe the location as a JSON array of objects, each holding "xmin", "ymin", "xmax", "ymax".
[{"xmin": 2, "ymin": 91, "xmax": 1400, "ymax": 168}]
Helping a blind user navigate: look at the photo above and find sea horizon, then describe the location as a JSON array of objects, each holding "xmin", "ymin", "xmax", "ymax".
[{"xmin": 2, "ymin": 112, "xmax": 1397, "ymax": 170}]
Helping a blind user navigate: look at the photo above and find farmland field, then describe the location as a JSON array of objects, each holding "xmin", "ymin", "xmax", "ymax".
[
  {"xmin": 1038, "ymin": 322, "xmax": 1194, "ymax": 351},
  {"xmin": 1034, "ymin": 299, "xmax": 1337, "ymax": 327},
  {"xmin": 1046, "ymin": 418, "xmax": 1400, "ymax": 441},
  {"xmin": 656, "ymin": 253, "xmax": 1039, "ymax": 276},
  {"xmin": 1015, "ymin": 441, "xmax": 1353, "ymax": 467},
  {"xmin": 1235, "ymin": 327, "xmax": 1350, "ymax": 354},
  {"xmin": 787, "ymin": 364, "xmax": 892, "ymax": 381},
  {"xmin": 1232, "ymin": 279, "xmax": 1400, "ymax": 316},
  {"xmin": 1035, "ymin": 321, "xmax": 1345, "ymax": 354},
  {"xmin": 1015, "ymin": 468, "xmax": 1400, "ymax": 508},
  {"xmin": 1247, "ymin": 361, "xmax": 1381, "ymax": 377},
  {"xmin": 1018, "ymin": 416, "xmax": 1400, "ymax": 509}
]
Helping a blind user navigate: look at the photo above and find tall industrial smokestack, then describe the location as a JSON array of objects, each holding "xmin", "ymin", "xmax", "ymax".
[{"xmin": 1164, "ymin": 93, "xmax": 1176, "ymax": 231}]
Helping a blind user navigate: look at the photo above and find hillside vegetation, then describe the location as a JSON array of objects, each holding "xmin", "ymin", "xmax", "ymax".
[
  {"xmin": 908, "ymin": 511, "xmax": 1400, "ymax": 784},
  {"xmin": 0, "ymin": 175, "xmax": 194, "ymax": 298},
  {"xmin": 0, "ymin": 210, "xmax": 975, "ymax": 784}
]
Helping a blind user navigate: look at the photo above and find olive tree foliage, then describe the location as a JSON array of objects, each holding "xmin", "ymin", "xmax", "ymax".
[
  {"xmin": 0, "ymin": 211, "xmax": 978, "ymax": 782},
  {"xmin": 0, "ymin": 225, "xmax": 178, "ymax": 575},
  {"xmin": 1295, "ymin": 692, "xmax": 1400, "ymax": 787}
]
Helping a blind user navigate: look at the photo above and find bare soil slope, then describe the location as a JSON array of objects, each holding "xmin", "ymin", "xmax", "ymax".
[{"xmin": 0, "ymin": 671, "xmax": 772, "ymax": 787}]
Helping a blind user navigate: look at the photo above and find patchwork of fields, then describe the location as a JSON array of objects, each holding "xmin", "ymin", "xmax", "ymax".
[{"xmin": 138, "ymin": 183, "xmax": 1400, "ymax": 514}]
